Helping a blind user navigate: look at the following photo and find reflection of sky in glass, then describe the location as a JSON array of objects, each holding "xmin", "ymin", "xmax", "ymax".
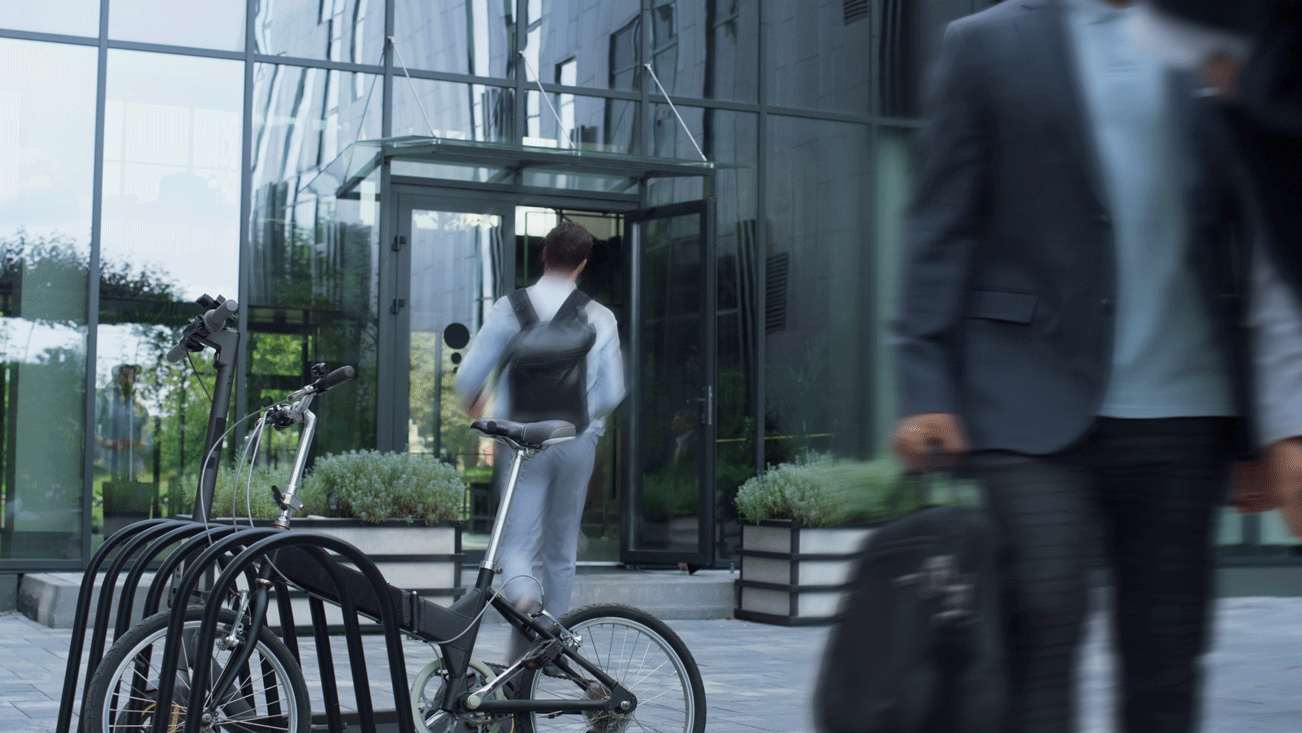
[
  {"xmin": 0, "ymin": 39, "xmax": 97, "ymax": 242},
  {"xmin": 0, "ymin": 1, "xmax": 100, "ymax": 38},
  {"xmin": 109, "ymin": 0, "xmax": 246, "ymax": 51},
  {"xmin": 102, "ymin": 50, "xmax": 242, "ymax": 301}
]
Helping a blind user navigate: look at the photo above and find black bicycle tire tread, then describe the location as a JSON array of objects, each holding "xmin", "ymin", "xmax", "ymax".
[
  {"xmin": 518, "ymin": 603, "xmax": 707, "ymax": 733},
  {"xmin": 81, "ymin": 606, "xmax": 311, "ymax": 733}
]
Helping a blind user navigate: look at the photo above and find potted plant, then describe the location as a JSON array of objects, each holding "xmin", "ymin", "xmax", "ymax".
[
  {"xmin": 191, "ymin": 451, "xmax": 468, "ymax": 613},
  {"xmin": 733, "ymin": 453, "xmax": 973, "ymax": 625}
]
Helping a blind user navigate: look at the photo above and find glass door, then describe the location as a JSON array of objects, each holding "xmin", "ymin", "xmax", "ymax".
[
  {"xmin": 391, "ymin": 195, "xmax": 510, "ymax": 491},
  {"xmin": 623, "ymin": 200, "xmax": 716, "ymax": 568}
]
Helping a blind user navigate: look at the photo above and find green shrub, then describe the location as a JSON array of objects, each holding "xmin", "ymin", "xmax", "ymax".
[
  {"xmin": 300, "ymin": 450, "xmax": 465, "ymax": 525},
  {"xmin": 735, "ymin": 453, "xmax": 975, "ymax": 527},
  {"xmin": 181, "ymin": 462, "xmax": 329, "ymax": 520}
]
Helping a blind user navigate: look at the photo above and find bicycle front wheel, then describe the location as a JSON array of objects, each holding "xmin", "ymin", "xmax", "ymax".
[
  {"xmin": 82, "ymin": 605, "xmax": 310, "ymax": 733},
  {"xmin": 520, "ymin": 604, "xmax": 706, "ymax": 733}
]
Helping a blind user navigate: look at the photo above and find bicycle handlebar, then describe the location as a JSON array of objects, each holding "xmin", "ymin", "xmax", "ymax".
[
  {"xmin": 167, "ymin": 296, "xmax": 239, "ymax": 363},
  {"xmin": 316, "ymin": 365, "xmax": 356, "ymax": 392},
  {"xmin": 202, "ymin": 297, "xmax": 238, "ymax": 333},
  {"xmin": 283, "ymin": 365, "xmax": 356, "ymax": 401}
]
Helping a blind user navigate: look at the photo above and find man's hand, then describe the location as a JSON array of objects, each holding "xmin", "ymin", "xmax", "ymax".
[
  {"xmin": 1203, "ymin": 53, "xmax": 1244, "ymax": 100},
  {"xmin": 465, "ymin": 394, "xmax": 487, "ymax": 420},
  {"xmin": 892, "ymin": 413, "xmax": 970, "ymax": 472},
  {"xmin": 1228, "ymin": 459, "xmax": 1277, "ymax": 513},
  {"xmin": 1265, "ymin": 437, "xmax": 1302, "ymax": 536}
]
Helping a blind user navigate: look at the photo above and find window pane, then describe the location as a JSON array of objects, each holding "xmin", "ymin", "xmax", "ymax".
[
  {"xmin": 96, "ymin": 50, "xmax": 242, "ymax": 538},
  {"xmin": 646, "ymin": 107, "xmax": 758, "ymax": 560},
  {"xmin": 650, "ymin": 0, "xmax": 757, "ymax": 102},
  {"xmin": 763, "ymin": 0, "xmax": 871, "ymax": 113},
  {"xmin": 254, "ymin": 0, "xmax": 383, "ymax": 65},
  {"xmin": 250, "ymin": 63, "xmax": 383, "ymax": 460},
  {"xmin": 0, "ymin": 39, "xmax": 97, "ymax": 560},
  {"xmin": 525, "ymin": 90, "xmax": 636, "ymax": 154},
  {"xmin": 393, "ymin": 79, "xmax": 514, "ymax": 143},
  {"xmin": 764, "ymin": 116, "xmax": 873, "ymax": 461},
  {"xmin": 251, "ymin": 64, "xmax": 382, "ymax": 184},
  {"xmin": 528, "ymin": 0, "xmax": 641, "ymax": 92},
  {"xmin": 110, "ymin": 0, "xmax": 246, "ymax": 51},
  {"xmin": 0, "ymin": 1, "xmax": 100, "ymax": 38},
  {"xmin": 392, "ymin": 0, "xmax": 513, "ymax": 78}
]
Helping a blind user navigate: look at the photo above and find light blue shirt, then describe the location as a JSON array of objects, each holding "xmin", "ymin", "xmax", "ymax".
[
  {"xmin": 454, "ymin": 275, "xmax": 626, "ymax": 435},
  {"xmin": 1065, "ymin": 0, "xmax": 1234, "ymax": 418}
]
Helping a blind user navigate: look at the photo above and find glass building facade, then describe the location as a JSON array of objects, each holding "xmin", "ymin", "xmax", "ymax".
[{"xmin": 0, "ymin": 0, "xmax": 1294, "ymax": 577}]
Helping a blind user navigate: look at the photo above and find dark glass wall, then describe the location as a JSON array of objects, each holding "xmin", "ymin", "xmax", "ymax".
[{"xmin": 13, "ymin": 0, "xmax": 1288, "ymax": 571}]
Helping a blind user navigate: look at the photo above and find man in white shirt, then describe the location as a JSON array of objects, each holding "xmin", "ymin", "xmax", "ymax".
[
  {"xmin": 1132, "ymin": 0, "xmax": 1302, "ymax": 531},
  {"xmin": 455, "ymin": 221, "xmax": 625, "ymax": 642}
]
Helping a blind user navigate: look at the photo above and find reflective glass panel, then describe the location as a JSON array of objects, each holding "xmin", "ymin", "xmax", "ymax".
[
  {"xmin": 254, "ymin": 0, "xmax": 384, "ymax": 65},
  {"xmin": 764, "ymin": 115, "xmax": 873, "ymax": 461},
  {"xmin": 646, "ymin": 107, "xmax": 757, "ymax": 560},
  {"xmin": 393, "ymin": 79, "xmax": 514, "ymax": 143},
  {"xmin": 0, "ymin": 39, "xmax": 96, "ymax": 560},
  {"xmin": 0, "ymin": 1, "xmax": 99, "ymax": 38},
  {"xmin": 526, "ymin": 0, "xmax": 641, "ymax": 92},
  {"xmin": 392, "ymin": 0, "xmax": 513, "ymax": 77},
  {"xmin": 648, "ymin": 0, "xmax": 757, "ymax": 102},
  {"xmin": 633, "ymin": 207, "xmax": 708, "ymax": 557},
  {"xmin": 251, "ymin": 64, "xmax": 383, "ymax": 188},
  {"xmin": 763, "ymin": 0, "xmax": 871, "ymax": 113},
  {"xmin": 250, "ymin": 61, "xmax": 383, "ymax": 462},
  {"xmin": 96, "ymin": 50, "xmax": 242, "ymax": 538},
  {"xmin": 110, "ymin": 0, "xmax": 246, "ymax": 51},
  {"xmin": 526, "ymin": 90, "xmax": 636, "ymax": 155}
]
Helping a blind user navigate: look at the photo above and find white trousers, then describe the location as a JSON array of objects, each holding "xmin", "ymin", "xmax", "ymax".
[{"xmin": 495, "ymin": 428, "xmax": 598, "ymax": 620}]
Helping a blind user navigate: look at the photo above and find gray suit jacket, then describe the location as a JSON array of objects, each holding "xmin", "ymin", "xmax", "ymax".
[{"xmin": 893, "ymin": 0, "xmax": 1250, "ymax": 455}]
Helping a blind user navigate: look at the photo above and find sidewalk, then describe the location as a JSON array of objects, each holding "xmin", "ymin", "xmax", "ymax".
[{"xmin": 4, "ymin": 597, "xmax": 1302, "ymax": 732}]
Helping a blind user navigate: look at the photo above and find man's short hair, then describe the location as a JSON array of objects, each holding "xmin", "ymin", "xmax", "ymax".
[{"xmin": 542, "ymin": 222, "xmax": 594, "ymax": 271}]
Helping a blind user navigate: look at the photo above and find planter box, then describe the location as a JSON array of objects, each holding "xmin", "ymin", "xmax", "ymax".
[
  {"xmin": 202, "ymin": 516, "xmax": 464, "ymax": 634},
  {"xmin": 734, "ymin": 519, "xmax": 875, "ymax": 626}
]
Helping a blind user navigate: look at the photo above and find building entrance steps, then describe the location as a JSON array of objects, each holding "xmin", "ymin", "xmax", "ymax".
[
  {"xmin": 16, "ymin": 565, "xmax": 737, "ymax": 629},
  {"xmin": 466, "ymin": 565, "xmax": 737, "ymax": 623}
]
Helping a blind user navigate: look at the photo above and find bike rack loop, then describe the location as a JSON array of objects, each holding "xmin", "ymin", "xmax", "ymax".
[
  {"xmin": 112, "ymin": 522, "xmax": 215, "ymax": 638},
  {"xmin": 150, "ymin": 531, "xmax": 417, "ymax": 733},
  {"xmin": 54, "ymin": 518, "xmax": 185, "ymax": 733},
  {"xmin": 67, "ymin": 524, "xmax": 259, "ymax": 730}
]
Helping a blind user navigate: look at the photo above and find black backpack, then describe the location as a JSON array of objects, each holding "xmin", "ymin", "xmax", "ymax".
[
  {"xmin": 503, "ymin": 288, "xmax": 597, "ymax": 433},
  {"xmin": 814, "ymin": 497, "xmax": 1007, "ymax": 733}
]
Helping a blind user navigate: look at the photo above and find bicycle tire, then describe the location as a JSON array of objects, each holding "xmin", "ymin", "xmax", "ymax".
[
  {"xmin": 517, "ymin": 604, "xmax": 706, "ymax": 733},
  {"xmin": 82, "ymin": 605, "xmax": 310, "ymax": 733}
]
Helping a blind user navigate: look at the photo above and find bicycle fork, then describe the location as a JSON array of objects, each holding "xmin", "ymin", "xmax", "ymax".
[{"xmin": 203, "ymin": 560, "xmax": 277, "ymax": 724}]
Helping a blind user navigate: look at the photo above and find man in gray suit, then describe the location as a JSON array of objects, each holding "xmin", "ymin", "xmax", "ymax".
[{"xmin": 892, "ymin": 0, "xmax": 1250, "ymax": 731}]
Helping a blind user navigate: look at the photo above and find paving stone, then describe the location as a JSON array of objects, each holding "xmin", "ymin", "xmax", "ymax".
[{"xmin": 11, "ymin": 600, "xmax": 1302, "ymax": 732}]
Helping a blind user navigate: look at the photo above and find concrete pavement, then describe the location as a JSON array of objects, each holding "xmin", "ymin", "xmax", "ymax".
[{"xmin": 4, "ymin": 597, "xmax": 1302, "ymax": 732}]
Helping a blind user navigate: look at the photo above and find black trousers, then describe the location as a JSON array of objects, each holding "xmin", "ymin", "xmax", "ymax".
[{"xmin": 972, "ymin": 417, "xmax": 1235, "ymax": 733}]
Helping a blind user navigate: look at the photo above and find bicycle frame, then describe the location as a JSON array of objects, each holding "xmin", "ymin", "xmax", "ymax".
[{"xmin": 258, "ymin": 441, "xmax": 639, "ymax": 721}]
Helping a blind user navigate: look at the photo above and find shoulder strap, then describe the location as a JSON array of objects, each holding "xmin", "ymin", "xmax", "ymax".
[
  {"xmin": 508, "ymin": 288, "xmax": 539, "ymax": 327},
  {"xmin": 553, "ymin": 289, "xmax": 591, "ymax": 323}
]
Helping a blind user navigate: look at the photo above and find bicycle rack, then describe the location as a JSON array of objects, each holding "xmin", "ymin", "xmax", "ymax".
[{"xmin": 59, "ymin": 294, "xmax": 426, "ymax": 733}]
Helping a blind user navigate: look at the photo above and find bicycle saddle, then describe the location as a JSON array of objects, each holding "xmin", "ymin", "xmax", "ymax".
[{"xmin": 470, "ymin": 418, "xmax": 576, "ymax": 449}]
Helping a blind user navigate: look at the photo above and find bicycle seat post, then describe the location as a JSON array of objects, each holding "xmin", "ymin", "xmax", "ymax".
[{"xmin": 476, "ymin": 441, "xmax": 530, "ymax": 590}]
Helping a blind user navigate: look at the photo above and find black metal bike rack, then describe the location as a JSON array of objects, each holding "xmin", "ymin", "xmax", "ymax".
[{"xmin": 59, "ymin": 294, "xmax": 427, "ymax": 733}]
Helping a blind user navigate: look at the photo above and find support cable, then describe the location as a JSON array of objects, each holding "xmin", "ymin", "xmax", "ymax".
[
  {"xmin": 518, "ymin": 50, "xmax": 574, "ymax": 149},
  {"xmin": 642, "ymin": 62, "xmax": 708, "ymax": 162}
]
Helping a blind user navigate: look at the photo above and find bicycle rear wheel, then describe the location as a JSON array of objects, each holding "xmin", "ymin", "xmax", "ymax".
[
  {"xmin": 82, "ymin": 605, "xmax": 310, "ymax": 733},
  {"xmin": 519, "ymin": 604, "xmax": 706, "ymax": 733}
]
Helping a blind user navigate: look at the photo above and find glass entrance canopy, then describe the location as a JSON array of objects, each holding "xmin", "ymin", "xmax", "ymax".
[{"xmin": 304, "ymin": 135, "xmax": 726, "ymax": 199}]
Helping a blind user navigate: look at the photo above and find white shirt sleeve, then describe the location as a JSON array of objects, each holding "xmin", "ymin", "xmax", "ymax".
[
  {"xmin": 1250, "ymin": 240, "xmax": 1302, "ymax": 446},
  {"xmin": 454, "ymin": 295, "xmax": 517, "ymax": 408},
  {"xmin": 583, "ymin": 303, "xmax": 626, "ymax": 433},
  {"xmin": 1127, "ymin": 2, "xmax": 1252, "ymax": 69}
]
